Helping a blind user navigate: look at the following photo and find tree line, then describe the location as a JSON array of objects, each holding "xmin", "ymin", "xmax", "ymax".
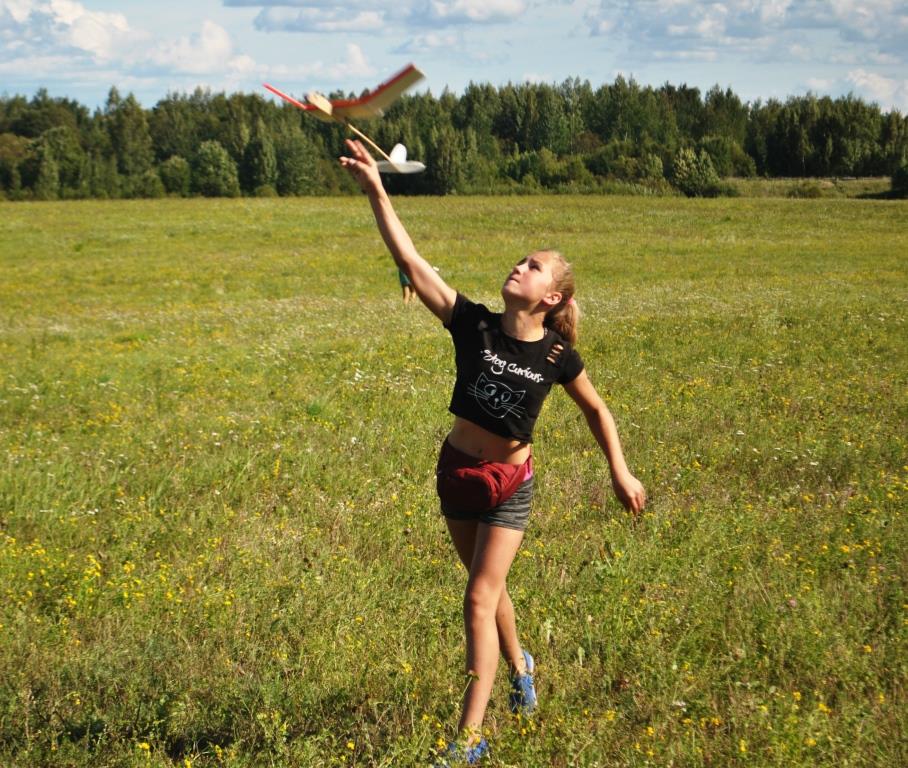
[{"xmin": 1, "ymin": 78, "xmax": 906, "ymax": 200}]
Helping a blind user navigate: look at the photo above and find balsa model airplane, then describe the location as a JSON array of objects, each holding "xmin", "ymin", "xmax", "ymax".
[{"xmin": 263, "ymin": 64, "xmax": 426, "ymax": 174}]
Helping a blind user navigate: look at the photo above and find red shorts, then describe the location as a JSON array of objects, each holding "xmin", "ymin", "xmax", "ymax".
[{"xmin": 435, "ymin": 438, "xmax": 532, "ymax": 514}]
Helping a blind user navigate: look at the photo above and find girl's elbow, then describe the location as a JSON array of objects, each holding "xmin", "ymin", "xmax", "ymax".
[{"xmin": 581, "ymin": 404, "xmax": 607, "ymax": 424}]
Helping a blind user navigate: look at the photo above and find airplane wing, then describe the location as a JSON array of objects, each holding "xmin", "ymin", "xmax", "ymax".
[
  {"xmin": 331, "ymin": 64, "xmax": 425, "ymax": 120},
  {"xmin": 262, "ymin": 83, "xmax": 314, "ymax": 112},
  {"xmin": 264, "ymin": 64, "xmax": 425, "ymax": 122}
]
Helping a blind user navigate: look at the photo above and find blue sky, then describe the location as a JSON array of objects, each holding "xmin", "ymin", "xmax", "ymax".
[{"xmin": 1, "ymin": 0, "xmax": 906, "ymax": 113}]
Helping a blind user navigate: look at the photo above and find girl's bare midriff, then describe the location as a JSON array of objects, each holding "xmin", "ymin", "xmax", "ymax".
[{"xmin": 447, "ymin": 416, "xmax": 531, "ymax": 465}]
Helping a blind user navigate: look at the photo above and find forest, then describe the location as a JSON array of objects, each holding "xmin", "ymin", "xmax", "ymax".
[{"xmin": 2, "ymin": 77, "xmax": 907, "ymax": 199}]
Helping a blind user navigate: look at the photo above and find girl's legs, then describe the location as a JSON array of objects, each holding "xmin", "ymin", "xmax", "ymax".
[
  {"xmin": 445, "ymin": 518, "xmax": 526, "ymax": 733},
  {"xmin": 446, "ymin": 519, "xmax": 528, "ymax": 673}
]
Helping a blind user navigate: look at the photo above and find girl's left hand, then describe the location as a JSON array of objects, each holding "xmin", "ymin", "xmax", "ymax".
[{"xmin": 612, "ymin": 472, "xmax": 647, "ymax": 515}]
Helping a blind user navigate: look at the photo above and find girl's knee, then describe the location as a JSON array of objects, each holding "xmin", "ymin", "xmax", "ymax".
[{"xmin": 464, "ymin": 580, "xmax": 501, "ymax": 617}]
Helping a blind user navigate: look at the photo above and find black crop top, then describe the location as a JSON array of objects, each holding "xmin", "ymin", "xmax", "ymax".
[{"xmin": 444, "ymin": 293, "xmax": 584, "ymax": 443}]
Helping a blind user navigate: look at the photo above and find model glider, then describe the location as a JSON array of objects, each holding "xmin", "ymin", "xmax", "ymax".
[{"xmin": 263, "ymin": 64, "xmax": 426, "ymax": 174}]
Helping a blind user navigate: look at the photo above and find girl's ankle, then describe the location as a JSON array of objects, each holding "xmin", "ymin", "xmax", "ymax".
[{"xmin": 458, "ymin": 725, "xmax": 483, "ymax": 747}]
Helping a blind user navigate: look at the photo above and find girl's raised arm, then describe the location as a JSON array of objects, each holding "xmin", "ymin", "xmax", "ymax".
[
  {"xmin": 340, "ymin": 139, "xmax": 457, "ymax": 324},
  {"xmin": 563, "ymin": 370, "xmax": 647, "ymax": 515}
]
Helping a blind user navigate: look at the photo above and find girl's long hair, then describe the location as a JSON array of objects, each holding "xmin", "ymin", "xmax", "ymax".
[{"xmin": 541, "ymin": 250, "xmax": 579, "ymax": 345}]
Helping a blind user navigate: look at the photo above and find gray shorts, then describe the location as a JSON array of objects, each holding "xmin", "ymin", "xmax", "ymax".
[{"xmin": 441, "ymin": 475, "xmax": 534, "ymax": 531}]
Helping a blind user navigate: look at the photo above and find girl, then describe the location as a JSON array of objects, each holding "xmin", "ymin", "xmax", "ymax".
[{"xmin": 340, "ymin": 139, "xmax": 646, "ymax": 765}]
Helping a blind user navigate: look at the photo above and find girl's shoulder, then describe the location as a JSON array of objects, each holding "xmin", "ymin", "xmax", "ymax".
[{"xmin": 447, "ymin": 292, "xmax": 497, "ymax": 331}]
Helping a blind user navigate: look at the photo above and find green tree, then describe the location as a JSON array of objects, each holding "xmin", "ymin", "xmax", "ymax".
[
  {"xmin": 699, "ymin": 135, "xmax": 755, "ymax": 177},
  {"xmin": 150, "ymin": 94, "xmax": 199, "ymax": 162},
  {"xmin": 661, "ymin": 83, "xmax": 704, "ymax": 140},
  {"xmin": 275, "ymin": 132, "xmax": 318, "ymax": 195},
  {"xmin": 0, "ymin": 133, "xmax": 29, "ymax": 195},
  {"xmin": 639, "ymin": 152, "xmax": 664, "ymax": 181},
  {"xmin": 671, "ymin": 147, "xmax": 722, "ymax": 196},
  {"xmin": 217, "ymin": 94, "xmax": 251, "ymax": 163},
  {"xmin": 836, "ymin": 95, "xmax": 881, "ymax": 175},
  {"xmin": 494, "ymin": 85, "xmax": 525, "ymax": 151},
  {"xmin": 193, "ymin": 140, "xmax": 240, "ymax": 197},
  {"xmin": 583, "ymin": 138, "xmax": 636, "ymax": 178},
  {"xmin": 241, "ymin": 118, "xmax": 278, "ymax": 193},
  {"xmin": 159, "ymin": 155, "xmax": 191, "ymax": 196},
  {"xmin": 104, "ymin": 88, "xmax": 154, "ymax": 180},
  {"xmin": 32, "ymin": 143, "xmax": 60, "ymax": 200},
  {"xmin": 768, "ymin": 101, "xmax": 813, "ymax": 176},
  {"xmin": 524, "ymin": 84, "xmax": 569, "ymax": 154},
  {"xmin": 561, "ymin": 78, "xmax": 592, "ymax": 154},
  {"xmin": 9, "ymin": 88, "xmax": 87, "ymax": 138},
  {"xmin": 745, "ymin": 99, "xmax": 782, "ymax": 175},
  {"xmin": 453, "ymin": 82, "xmax": 501, "ymax": 157},
  {"xmin": 85, "ymin": 152, "xmax": 120, "ymax": 198},
  {"xmin": 585, "ymin": 77, "xmax": 663, "ymax": 145},
  {"xmin": 703, "ymin": 85, "xmax": 748, "ymax": 145},
  {"xmin": 134, "ymin": 169, "xmax": 165, "ymax": 198},
  {"xmin": 878, "ymin": 110, "xmax": 908, "ymax": 175},
  {"xmin": 0, "ymin": 95, "xmax": 29, "ymax": 134},
  {"xmin": 38, "ymin": 125, "xmax": 87, "ymax": 195},
  {"xmin": 424, "ymin": 124, "xmax": 462, "ymax": 194}
]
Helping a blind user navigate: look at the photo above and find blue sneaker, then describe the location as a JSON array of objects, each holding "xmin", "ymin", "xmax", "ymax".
[
  {"xmin": 433, "ymin": 737, "xmax": 489, "ymax": 766},
  {"xmin": 509, "ymin": 649, "xmax": 537, "ymax": 715}
]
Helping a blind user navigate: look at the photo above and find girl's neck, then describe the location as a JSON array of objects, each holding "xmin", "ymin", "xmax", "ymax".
[{"xmin": 501, "ymin": 308, "xmax": 546, "ymax": 341}]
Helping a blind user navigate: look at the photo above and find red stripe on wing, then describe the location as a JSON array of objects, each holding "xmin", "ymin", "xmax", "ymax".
[
  {"xmin": 262, "ymin": 83, "xmax": 314, "ymax": 112},
  {"xmin": 331, "ymin": 64, "xmax": 421, "ymax": 107}
]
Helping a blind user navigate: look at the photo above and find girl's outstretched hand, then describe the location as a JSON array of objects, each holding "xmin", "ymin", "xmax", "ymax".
[
  {"xmin": 340, "ymin": 138, "xmax": 383, "ymax": 195},
  {"xmin": 612, "ymin": 471, "xmax": 647, "ymax": 516}
]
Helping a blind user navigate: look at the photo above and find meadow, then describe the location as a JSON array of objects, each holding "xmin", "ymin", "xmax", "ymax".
[{"xmin": 0, "ymin": 194, "xmax": 906, "ymax": 767}]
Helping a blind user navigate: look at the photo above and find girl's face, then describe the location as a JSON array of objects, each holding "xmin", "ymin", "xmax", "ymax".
[{"xmin": 501, "ymin": 252, "xmax": 562, "ymax": 308}]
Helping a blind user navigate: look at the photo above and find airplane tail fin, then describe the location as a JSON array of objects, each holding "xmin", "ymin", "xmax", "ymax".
[{"xmin": 389, "ymin": 144, "xmax": 408, "ymax": 163}]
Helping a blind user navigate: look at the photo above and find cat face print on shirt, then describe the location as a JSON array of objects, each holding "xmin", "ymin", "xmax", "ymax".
[{"xmin": 468, "ymin": 372, "xmax": 527, "ymax": 420}]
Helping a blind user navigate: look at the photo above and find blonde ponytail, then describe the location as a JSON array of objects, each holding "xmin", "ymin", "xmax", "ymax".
[{"xmin": 541, "ymin": 251, "xmax": 579, "ymax": 345}]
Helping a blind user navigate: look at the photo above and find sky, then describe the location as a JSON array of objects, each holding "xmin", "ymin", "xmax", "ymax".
[{"xmin": 1, "ymin": 0, "xmax": 906, "ymax": 113}]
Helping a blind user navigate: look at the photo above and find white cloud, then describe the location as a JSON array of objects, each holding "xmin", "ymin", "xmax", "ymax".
[
  {"xmin": 225, "ymin": 0, "xmax": 526, "ymax": 30},
  {"xmin": 265, "ymin": 43, "xmax": 375, "ymax": 82},
  {"xmin": 254, "ymin": 7, "xmax": 384, "ymax": 33},
  {"xmin": 583, "ymin": 0, "xmax": 907, "ymax": 64},
  {"xmin": 425, "ymin": 0, "xmax": 526, "ymax": 23},
  {"xmin": 1, "ymin": 0, "xmax": 34, "ymax": 24},
  {"xmin": 0, "ymin": 4, "xmax": 263, "ymax": 96},
  {"xmin": 0, "ymin": 52, "xmax": 73, "ymax": 77},
  {"xmin": 394, "ymin": 31, "xmax": 461, "ymax": 55},
  {"xmin": 847, "ymin": 68, "xmax": 908, "ymax": 112},
  {"xmin": 330, "ymin": 42, "xmax": 374, "ymax": 78},
  {"xmin": 652, "ymin": 49, "xmax": 718, "ymax": 61},
  {"xmin": 0, "ymin": 0, "xmax": 137, "ymax": 61},
  {"xmin": 145, "ymin": 21, "xmax": 243, "ymax": 75},
  {"xmin": 805, "ymin": 76, "xmax": 833, "ymax": 91},
  {"xmin": 587, "ymin": 17, "xmax": 614, "ymax": 36}
]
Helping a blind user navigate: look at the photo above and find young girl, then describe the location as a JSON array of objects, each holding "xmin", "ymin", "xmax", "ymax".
[{"xmin": 340, "ymin": 139, "xmax": 646, "ymax": 765}]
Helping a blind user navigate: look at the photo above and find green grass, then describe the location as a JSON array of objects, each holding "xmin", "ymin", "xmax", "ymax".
[{"xmin": 1, "ymin": 196, "xmax": 906, "ymax": 767}]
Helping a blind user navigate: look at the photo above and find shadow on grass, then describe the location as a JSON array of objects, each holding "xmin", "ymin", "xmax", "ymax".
[{"xmin": 856, "ymin": 188, "xmax": 906, "ymax": 200}]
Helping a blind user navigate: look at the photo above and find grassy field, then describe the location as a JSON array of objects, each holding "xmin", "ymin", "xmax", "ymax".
[{"xmin": 1, "ymin": 195, "xmax": 906, "ymax": 767}]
